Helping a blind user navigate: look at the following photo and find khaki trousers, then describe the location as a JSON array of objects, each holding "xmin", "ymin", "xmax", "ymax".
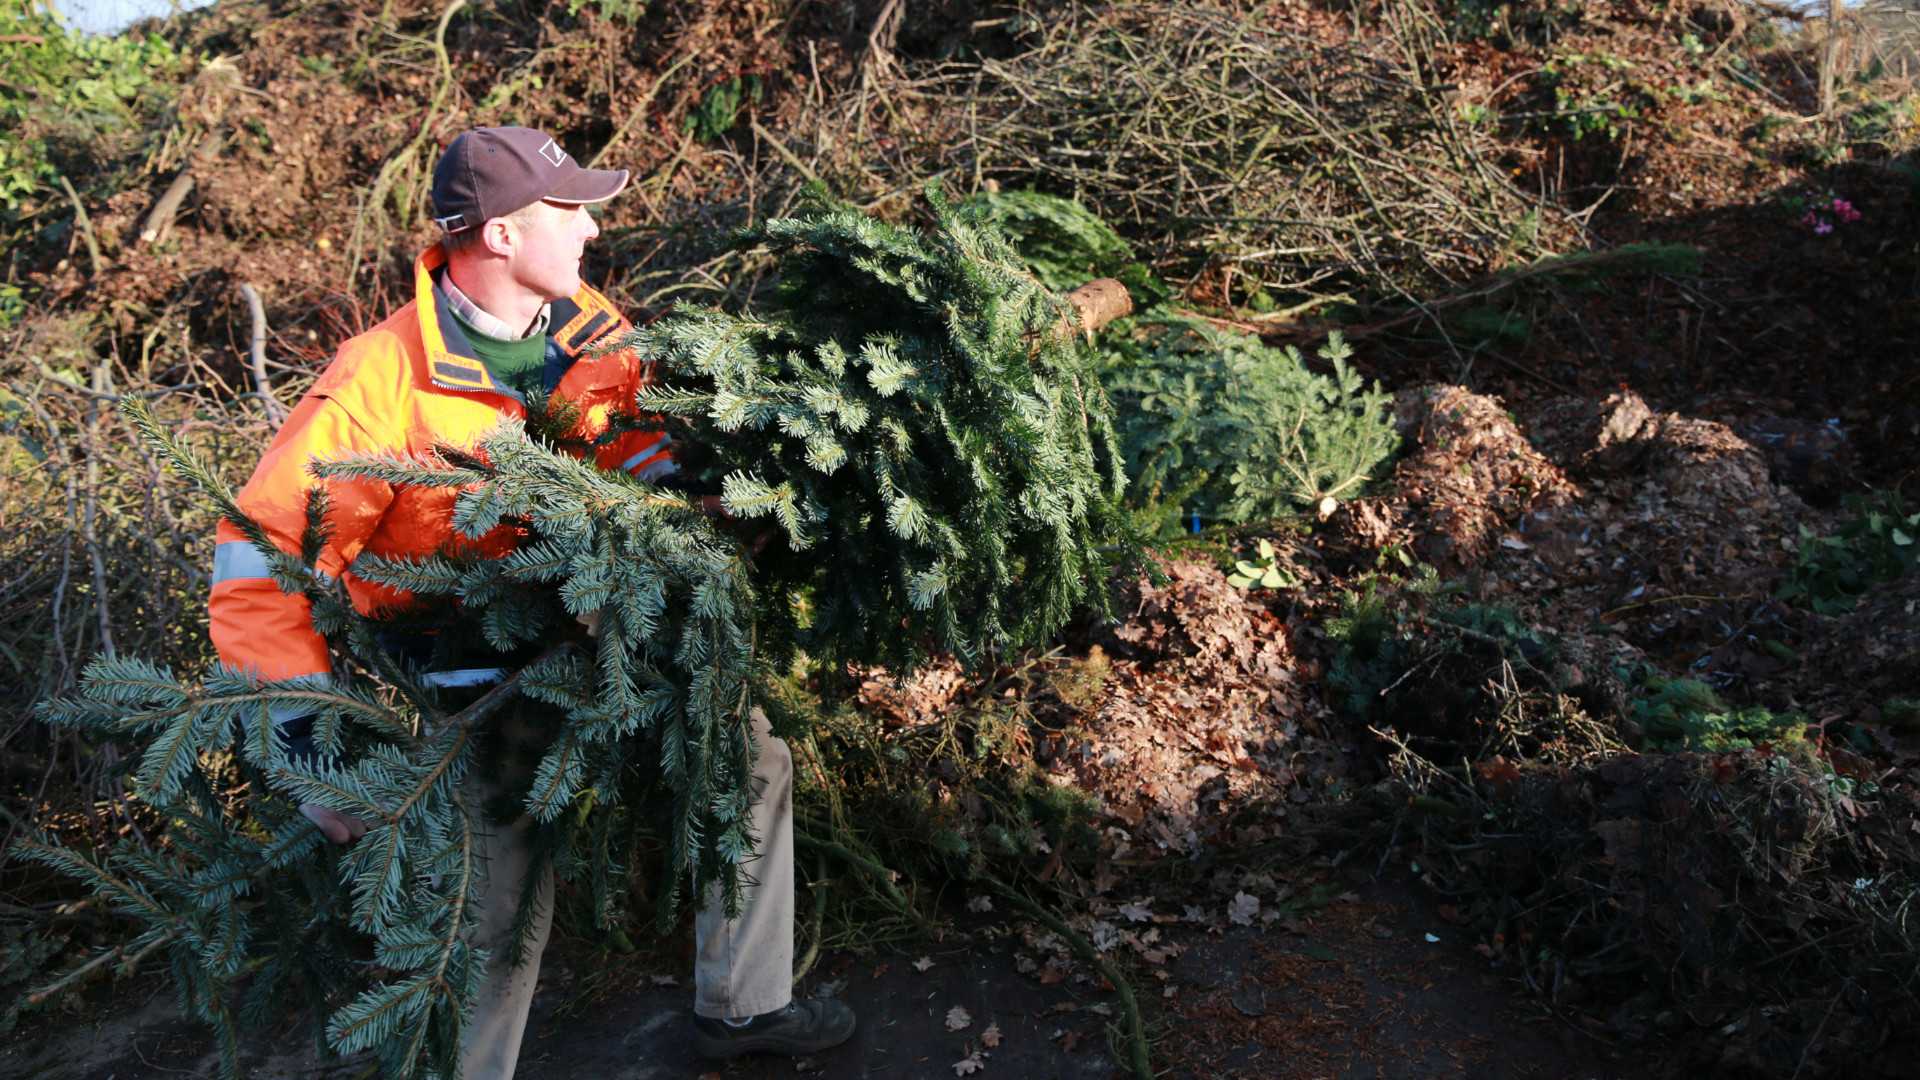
[{"xmin": 459, "ymin": 709, "xmax": 795, "ymax": 1080}]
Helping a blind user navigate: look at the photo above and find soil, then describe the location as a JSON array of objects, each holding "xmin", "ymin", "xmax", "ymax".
[
  {"xmin": 0, "ymin": 876, "xmax": 1654, "ymax": 1080},
  {"xmin": 1160, "ymin": 876, "xmax": 1650, "ymax": 1080}
]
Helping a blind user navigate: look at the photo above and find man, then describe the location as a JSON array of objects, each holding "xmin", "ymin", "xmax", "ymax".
[{"xmin": 207, "ymin": 126, "xmax": 855, "ymax": 1078}]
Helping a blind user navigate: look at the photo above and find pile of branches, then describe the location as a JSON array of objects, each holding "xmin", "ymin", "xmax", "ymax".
[
  {"xmin": 0, "ymin": 309, "xmax": 277, "ymax": 1007},
  {"xmin": 1390, "ymin": 738, "xmax": 1920, "ymax": 1076},
  {"xmin": 903, "ymin": 0, "xmax": 1585, "ymax": 311}
]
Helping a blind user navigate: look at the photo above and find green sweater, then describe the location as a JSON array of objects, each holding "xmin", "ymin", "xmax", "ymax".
[{"xmin": 451, "ymin": 308, "xmax": 546, "ymax": 396}]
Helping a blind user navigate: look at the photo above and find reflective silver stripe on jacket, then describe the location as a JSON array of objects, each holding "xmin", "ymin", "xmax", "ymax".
[
  {"xmin": 621, "ymin": 434, "xmax": 677, "ymax": 482},
  {"xmin": 212, "ymin": 540, "xmax": 276, "ymax": 583},
  {"xmin": 214, "ymin": 540, "xmax": 336, "ymax": 586},
  {"xmin": 423, "ymin": 668, "xmax": 506, "ymax": 688}
]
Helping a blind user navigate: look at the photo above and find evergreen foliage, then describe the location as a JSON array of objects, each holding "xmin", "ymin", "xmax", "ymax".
[
  {"xmin": 622, "ymin": 183, "xmax": 1147, "ymax": 672},
  {"xmin": 1323, "ymin": 567, "xmax": 1525, "ymax": 722},
  {"xmin": 1631, "ymin": 677, "xmax": 1809, "ymax": 753},
  {"xmin": 16, "ymin": 186, "xmax": 1146, "ymax": 1078},
  {"xmin": 1104, "ymin": 324, "xmax": 1398, "ymax": 531},
  {"xmin": 959, "ymin": 188, "xmax": 1171, "ymax": 306},
  {"xmin": 962, "ymin": 189, "xmax": 1400, "ymax": 536}
]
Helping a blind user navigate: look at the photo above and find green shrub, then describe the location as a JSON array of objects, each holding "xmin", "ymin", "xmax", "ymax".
[
  {"xmin": 1778, "ymin": 490, "xmax": 1919, "ymax": 614},
  {"xmin": 1632, "ymin": 677, "xmax": 1809, "ymax": 753},
  {"xmin": 1104, "ymin": 323, "xmax": 1398, "ymax": 532},
  {"xmin": 0, "ymin": 0, "xmax": 181, "ymax": 211}
]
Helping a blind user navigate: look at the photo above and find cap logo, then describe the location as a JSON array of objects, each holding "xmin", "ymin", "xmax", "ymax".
[{"xmin": 538, "ymin": 139, "xmax": 569, "ymax": 168}]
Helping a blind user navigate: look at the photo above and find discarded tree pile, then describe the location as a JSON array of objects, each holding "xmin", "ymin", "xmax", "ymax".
[{"xmin": 1386, "ymin": 738, "xmax": 1920, "ymax": 1077}]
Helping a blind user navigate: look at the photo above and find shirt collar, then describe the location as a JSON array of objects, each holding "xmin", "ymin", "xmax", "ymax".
[{"xmin": 438, "ymin": 273, "xmax": 551, "ymax": 341}]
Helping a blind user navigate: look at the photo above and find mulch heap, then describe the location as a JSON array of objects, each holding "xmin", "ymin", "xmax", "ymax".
[
  {"xmin": 1307, "ymin": 384, "xmax": 1920, "ymax": 1076},
  {"xmin": 1329, "ymin": 383, "xmax": 1826, "ymax": 697},
  {"xmin": 1066, "ymin": 559, "xmax": 1353, "ymax": 856},
  {"xmin": 852, "ymin": 556, "xmax": 1356, "ymax": 862}
]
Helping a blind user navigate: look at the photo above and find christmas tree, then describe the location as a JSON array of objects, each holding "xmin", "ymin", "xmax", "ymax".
[{"xmin": 16, "ymin": 183, "xmax": 1144, "ymax": 1079}]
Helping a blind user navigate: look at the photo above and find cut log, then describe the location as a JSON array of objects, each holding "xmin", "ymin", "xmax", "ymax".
[
  {"xmin": 1062, "ymin": 277, "xmax": 1133, "ymax": 337},
  {"xmin": 139, "ymin": 131, "xmax": 223, "ymax": 246}
]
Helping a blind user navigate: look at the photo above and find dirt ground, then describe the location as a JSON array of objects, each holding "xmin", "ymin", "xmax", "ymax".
[{"xmin": 0, "ymin": 872, "xmax": 1656, "ymax": 1080}]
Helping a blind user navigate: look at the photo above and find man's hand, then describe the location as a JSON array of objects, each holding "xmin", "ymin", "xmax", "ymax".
[{"xmin": 301, "ymin": 802, "xmax": 369, "ymax": 845}]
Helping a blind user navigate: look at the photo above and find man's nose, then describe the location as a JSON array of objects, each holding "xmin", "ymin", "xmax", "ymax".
[{"xmin": 582, "ymin": 207, "xmax": 600, "ymax": 241}]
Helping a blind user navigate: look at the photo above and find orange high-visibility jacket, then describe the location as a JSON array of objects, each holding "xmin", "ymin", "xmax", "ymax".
[{"xmin": 208, "ymin": 243, "xmax": 673, "ymax": 682}]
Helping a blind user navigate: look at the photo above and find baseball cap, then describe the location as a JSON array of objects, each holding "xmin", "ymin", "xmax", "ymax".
[{"xmin": 430, "ymin": 127, "xmax": 629, "ymax": 233}]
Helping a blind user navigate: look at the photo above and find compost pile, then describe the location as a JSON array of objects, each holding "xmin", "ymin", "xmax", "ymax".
[
  {"xmin": 1301, "ymin": 385, "xmax": 1920, "ymax": 1077},
  {"xmin": 1327, "ymin": 385, "xmax": 1825, "ymax": 686},
  {"xmin": 1065, "ymin": 559, "xmax": 1349, "ymax": 854},
  {"xmin": 850, "ymin": 558, "xmax": 1352, "ymax": 858}
]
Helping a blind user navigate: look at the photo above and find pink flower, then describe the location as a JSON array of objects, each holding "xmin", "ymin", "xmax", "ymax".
[{"xmin": 1815, "ymin": 221, "xmax": 1834, "ymax": 234}]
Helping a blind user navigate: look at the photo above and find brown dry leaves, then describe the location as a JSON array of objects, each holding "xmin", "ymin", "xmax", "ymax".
[{"xmin": 1062, "ymin": 559, "xmax": 1349, "ymax": 854}]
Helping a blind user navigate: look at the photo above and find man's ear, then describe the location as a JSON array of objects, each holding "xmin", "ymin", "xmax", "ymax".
[{"xmin": 479, "ymin": 217, "xmax": 516, "ymax": 259}]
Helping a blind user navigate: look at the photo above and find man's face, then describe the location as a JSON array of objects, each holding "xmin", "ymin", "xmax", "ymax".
[{"xmin": 503, "ymin": 199, "xmax": 600, "ymax": 301}]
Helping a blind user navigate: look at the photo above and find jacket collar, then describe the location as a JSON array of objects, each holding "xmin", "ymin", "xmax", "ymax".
[
  {"xmin": 415, "ymin": 242, "xmax": 526, "ymax": 402},
  {"xmin": 413, "ymin": 243, "xmax": 631, "ymax": 402}
]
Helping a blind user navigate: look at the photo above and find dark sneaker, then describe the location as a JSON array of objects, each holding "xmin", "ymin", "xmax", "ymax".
[{"xmin": 689, "ymin": 999, "xmax": 857, "ymax": 1059}]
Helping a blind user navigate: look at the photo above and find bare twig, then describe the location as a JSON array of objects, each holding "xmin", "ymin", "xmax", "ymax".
[
  {"xmin": 55, "ymin": 176, "xmax": 101, "ymax": 276},
  {"xmin": 985, "ymin": 878, "xmax": 1153, "ymax": 1080},
  {"xmin": 590, "ymin": 49, "xmax": 700, "ymax": 169},
  {"xmin": 238, "ymin": 284, "xmax": 286, "ymax": 429},
  {"xmin": 26, "ymin": 928, "xmax": 180, "ymax": 1005},
  {"xmin": 1791, "ymin": 978, "xmax": 1851, "ymax": 1080}
]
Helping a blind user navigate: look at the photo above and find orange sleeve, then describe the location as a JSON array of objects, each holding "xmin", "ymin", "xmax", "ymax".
[
  {"xmin": 591, "ymin": 346, "xmax": 677, "ymax": 481},
  {"xmin": 208, "ymin": 391, "xmax": 395, "ymax": 681}
]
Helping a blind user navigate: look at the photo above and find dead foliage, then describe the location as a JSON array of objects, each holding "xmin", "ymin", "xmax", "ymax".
[
  {"xmin": 1384, "ymin": 739, "xmax": 1920, "ymax": 1078},
  {"xmin": 1062, "ymin": 559, "xmax": 1350, "ymax": 856},
  {"xmin": 1328, "ymin": 385, "xmax": 1821, "ymax": 688},
  {"xmin": 1328, "ymin": 383, "xmax": 1580, "ymax": 571}
]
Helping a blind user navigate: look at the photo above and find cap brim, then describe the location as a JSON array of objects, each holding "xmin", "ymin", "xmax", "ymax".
[{"xmin": 545, "ymin": 167, "xmax": 629, "ymax": 206}]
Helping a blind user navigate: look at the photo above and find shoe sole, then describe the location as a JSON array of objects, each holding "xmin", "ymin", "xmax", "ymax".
[{"xmin": 689, "ymin": 1016, "xmax": 858, "ymax": 1059}]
